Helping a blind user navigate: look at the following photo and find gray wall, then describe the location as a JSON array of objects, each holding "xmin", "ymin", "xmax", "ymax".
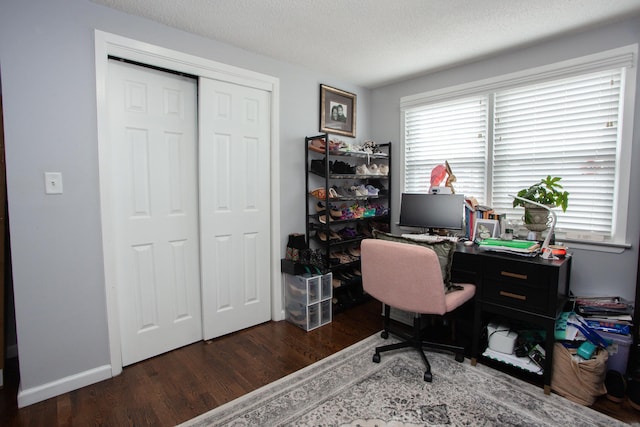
[
  {"xmin": 0, "ymin": 0, "xmax": 370, "ymax": 399},
  {"xmin": 370, "ymin": 16, "xmax": 640, "ymax": 300}
]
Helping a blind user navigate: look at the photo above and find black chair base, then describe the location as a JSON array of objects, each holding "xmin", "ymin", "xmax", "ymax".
[{"xmin": 372, "ymin": 306, "xmax": 465, "ymax": 382}]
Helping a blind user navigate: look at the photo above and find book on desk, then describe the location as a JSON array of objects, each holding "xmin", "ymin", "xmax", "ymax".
[{"xmin": 476, "ymin": 238, "xmax": 540, "ymax": 257}]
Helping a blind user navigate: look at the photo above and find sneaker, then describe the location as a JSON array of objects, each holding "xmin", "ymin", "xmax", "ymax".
[
  {"xmin": 605, "ymin": 369, "xmax": 626, "ymax": 403},
  {"xmin": 355, "ymin": 164, "xmax": 370, "ymax": 175},
  {"xmin": 367, "ymin": 163, "xmax": 381, "ymax": 175}
]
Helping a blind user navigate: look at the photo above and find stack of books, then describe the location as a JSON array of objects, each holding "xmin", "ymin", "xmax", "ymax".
[
  {"xmin": 477, "ymin": 238, "xmax": 540, "ymax": 257},
  {"xmin": 573, "ymin": 296, "xmax": 633, "ymax": 336},
  {"xmin": 565, "ymin": 297, "xmax": 634, "ymax": 372},
  {"xmin": 464, "ymin": 197, "xmax": 504, "ymax": 239}
]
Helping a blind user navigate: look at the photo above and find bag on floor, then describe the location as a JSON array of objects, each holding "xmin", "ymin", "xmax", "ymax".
[{"xmin": 551, "ymin": 342, "xmax": 608, "ymax": 406}]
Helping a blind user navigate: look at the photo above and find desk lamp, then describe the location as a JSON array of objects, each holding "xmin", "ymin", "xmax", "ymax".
[{"xmin": 509, "ymin": 194, "xmax": 558, "ymax": 260}]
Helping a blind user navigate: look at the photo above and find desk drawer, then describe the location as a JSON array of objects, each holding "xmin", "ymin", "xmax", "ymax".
[
  {"xmin": 485, "ymin": 262, "xmax": 549, "ymax": 286},
  {"xmin": 482, "ymin": 279, "xmax": 549, "ymax": 313}
]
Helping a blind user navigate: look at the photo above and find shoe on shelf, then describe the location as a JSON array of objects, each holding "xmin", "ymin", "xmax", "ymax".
[
  {"xmin": 329, "ymin": 204, "xmax": 343, "ymax": 219},
  {"xmin": 334, "ymin": 160, "xmax": 355, "ymax": 174},
  {"xmin": 329, "ymin": 230, "xmax": 342, "ymax": 240},
  {"xmin": 365, "ymin": 185, "xmax": 379, "ymax": 196},
  {"xmin": 355, "ymin": 164, "xmax": 370, "ymax": 175},
  {"xmin": 340, "ymin": 208, "xmax": 354, "ymax": 220},
  {"xmin": 308, "ymin": 138, "xmax": 326, "ymax": 153},
  {"xmin": 351, "ymin": 185, "xmax": 368, "ymax": 197},
  {"xmin": 329, "ymin": 252, "xmax": 348, "ymax": 264},
  {"xmin": 605, "ymin": 369, "xmax": 626, "ymax": 403},
  {"xmin": 329, "ymin": 187, "xmax": 343, "ymax": 199},
  {"xmin": 329, "ymin": 138, "xmax": 346, "ymax": 151},
  {"xmin": 347, "ymin": 247, "xmax": 361, "ymax": 258},
  {"xmin": 339, "ymin": 227, "xmax": 358, "ymax": 239},
  {"xmin": 310, "ymin": 158, "xmax": 326, "ymax": 175},
  {"xmin": 318, "ymin": 214, "xmax": 333, "ymax": 224},
  {"xmin": 310, "ymin": 187, "xmax": 326, "ymax": 200},
  {"xmin": 368, "ymin": 164, "xmax": 381, "ymax": 175}
]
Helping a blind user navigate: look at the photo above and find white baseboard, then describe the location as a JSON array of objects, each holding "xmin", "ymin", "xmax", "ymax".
[{"xmin": 17, "ymin": 364, "xmax": 112, "ymax": 408}]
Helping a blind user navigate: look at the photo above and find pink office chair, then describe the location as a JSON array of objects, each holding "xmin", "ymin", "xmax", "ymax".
[{"xmin": 361, "ymin": 238, "xmax": 476, "ymax": 382}]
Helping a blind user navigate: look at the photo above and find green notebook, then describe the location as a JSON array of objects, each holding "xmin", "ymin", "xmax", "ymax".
[{"xmin": 478, "ymin": 238, "xmax": 538, "ymax": 249}]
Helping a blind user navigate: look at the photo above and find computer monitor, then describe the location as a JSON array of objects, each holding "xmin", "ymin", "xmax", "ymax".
[{"xmin": 399, "ymin": 193, "xmax": 464, "ymax": 233}]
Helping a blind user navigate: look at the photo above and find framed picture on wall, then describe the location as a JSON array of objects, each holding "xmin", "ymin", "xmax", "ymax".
[
  {"xmin": 473, "ymin": 219, "xmax": 499, "ymax": 241},
  {"xmin": 319, "ymin": 84, "xmax": 356, "ymax": 137}
]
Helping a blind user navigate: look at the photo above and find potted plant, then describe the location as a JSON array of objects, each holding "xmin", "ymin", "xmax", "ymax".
[{"xmin": 513, "ymin": 176, "xmax": 569, "ymax": 232}]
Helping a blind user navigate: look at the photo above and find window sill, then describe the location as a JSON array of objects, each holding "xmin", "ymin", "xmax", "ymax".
[
  {"xmin": 511, "ymin": 229, "xmax": 630, "ymax": 253},
  {"xmin": 556, "ymin": 238, "xmax": 630, "ymax": 254}
]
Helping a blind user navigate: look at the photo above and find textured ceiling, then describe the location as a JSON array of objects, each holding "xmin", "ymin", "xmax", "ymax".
[{"xmin": 92, "ymin": 0, "xmax": 640, "ymax": 88}]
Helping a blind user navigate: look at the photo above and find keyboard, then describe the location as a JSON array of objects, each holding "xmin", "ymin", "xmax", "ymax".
[{"xmin": 401, "ymin": 234, "xmax": 459, "ymax": 243}]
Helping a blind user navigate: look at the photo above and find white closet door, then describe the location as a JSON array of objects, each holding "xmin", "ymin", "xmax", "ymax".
[
  {"xmin": 108, "ymin": 60, "xmax": 202, "ymax": 365},
  {"xmin": 199, "ymin": 78, "xmax": 272, "ymax": 340}
]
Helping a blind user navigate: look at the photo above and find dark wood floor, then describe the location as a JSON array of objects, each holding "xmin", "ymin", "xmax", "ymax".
[{"xmin": 1, "ymin": 299, "xmax": 638, "ymax": 426}]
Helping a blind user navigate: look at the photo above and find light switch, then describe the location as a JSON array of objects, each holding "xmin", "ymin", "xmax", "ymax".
[{"xmin": 44, "ymin": 172, "xmax": 63, "ymax": 195}]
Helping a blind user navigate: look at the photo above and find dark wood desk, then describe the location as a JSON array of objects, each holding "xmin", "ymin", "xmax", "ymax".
[{"xmin": 451, "ymin": 244, "xmax": 572, "ymax": 394}]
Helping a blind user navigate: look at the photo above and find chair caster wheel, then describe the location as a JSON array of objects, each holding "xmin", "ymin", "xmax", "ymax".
[
  {"xmin": 373, "ymin": 353, "xmax": 381, "ymax": 363},
  {"xmin": 381, "ymin": 331, "xmax": 389, "ymax": 339},
  {"xmin": 424, "ymin": 371, "xmax": 433, "ymax": 382},
  {"xmin": 455, "ymin": 353, "xmax": 464, "ymax": 363}
]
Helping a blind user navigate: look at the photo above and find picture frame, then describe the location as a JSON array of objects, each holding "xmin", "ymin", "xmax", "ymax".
[
  {"xmin": 319, "ymin": 84, "xmax": 356, "ymax": 137},
  {"xmin": 473, "ymin": 219, "xmax": 499, "ymax": 241}
]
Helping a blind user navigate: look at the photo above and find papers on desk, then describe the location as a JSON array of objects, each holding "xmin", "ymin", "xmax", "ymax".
[
  {"xmin": 477, "ymin": 238, "xmax": 540, "ymax": 257},
  {"xmin": 401, "ymin": 234, "xmax": 459, "ymax": 243}
]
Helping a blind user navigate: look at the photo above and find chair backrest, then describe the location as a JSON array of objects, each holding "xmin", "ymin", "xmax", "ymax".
[{"xmin": 361, "ymin": 239, "xmax": 447, "ymax": 315}]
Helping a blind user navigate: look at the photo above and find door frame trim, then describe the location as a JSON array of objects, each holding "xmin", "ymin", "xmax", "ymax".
[{"xmin": 94, "ymin": 30, "xmax": 282, "ymax": 376}]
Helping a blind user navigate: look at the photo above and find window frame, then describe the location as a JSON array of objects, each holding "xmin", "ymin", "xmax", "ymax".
[{"xmin": 400, "ymin": 44, "xmax": 637, "ymax": 247}]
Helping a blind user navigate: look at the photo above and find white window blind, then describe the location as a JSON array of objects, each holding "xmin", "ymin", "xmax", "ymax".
[
  {"xmin": 402, "ymin": 52, "xmax": 635, "ymax": 244},
  {"xmin": 404, "ymin": 95, "xmax": 488, "ymax": 198},
  {"xmin": 491, "ymin": 69, "xmax": 622, "ymax": 236}
]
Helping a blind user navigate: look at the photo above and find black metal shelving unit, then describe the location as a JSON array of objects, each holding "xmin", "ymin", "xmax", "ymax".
[{"xmin": 304, "ymin": 133, "xmax": 391, "ymax": 312}]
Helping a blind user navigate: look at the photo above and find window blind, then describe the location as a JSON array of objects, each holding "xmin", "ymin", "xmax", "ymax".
[
  {"xmin": 491, "ymin": 69, "xmax": 622, "ymax": 236},
  {"xmin": 403, "ymin": 66, "xmax": 627, "ymax": 241},
  {"xmin": 404, "ymin": 95, "xmax": 488, "ymax": 199}
]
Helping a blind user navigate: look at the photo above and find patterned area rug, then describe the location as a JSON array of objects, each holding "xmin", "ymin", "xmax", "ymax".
[{"xmin": 180, "ymin": 334, "xmax": 624, "ymax": 426}]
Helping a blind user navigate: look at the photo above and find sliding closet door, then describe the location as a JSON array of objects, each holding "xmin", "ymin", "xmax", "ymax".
[
  {"xmin": 199, "ymin": 78, "xmax": 272, "ymax": 340},
  {"xmin": 108, "ymin": 60, "xmax": 202, "ymax": 365}
]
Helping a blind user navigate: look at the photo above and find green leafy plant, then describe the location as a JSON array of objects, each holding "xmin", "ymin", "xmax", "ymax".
[{"xmin": 513, "ymin": 176, "xmax": 569, "ymax": 212}]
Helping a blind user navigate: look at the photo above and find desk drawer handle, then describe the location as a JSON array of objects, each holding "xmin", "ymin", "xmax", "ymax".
[
  {"xmin": 501, "ymin": 271, "xmax": 528, "ymax": 280},
  {"xmin": 500, "ymin": 291, "xmax": 527, "ymax": 301}
]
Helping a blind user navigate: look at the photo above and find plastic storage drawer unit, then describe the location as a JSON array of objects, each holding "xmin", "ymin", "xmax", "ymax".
[{"xmin": 284, "ymin": 272, "xmax": 332, "ymax": 331}]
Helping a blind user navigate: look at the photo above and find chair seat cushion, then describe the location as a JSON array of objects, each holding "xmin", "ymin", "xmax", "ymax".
[
  {"xmin": 372, "ymin": 230, "xmax": 458, "ymax": 292},
  {"xmin": 445, "ymin": 283, "xmax": 476, "ymax": 312}
]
